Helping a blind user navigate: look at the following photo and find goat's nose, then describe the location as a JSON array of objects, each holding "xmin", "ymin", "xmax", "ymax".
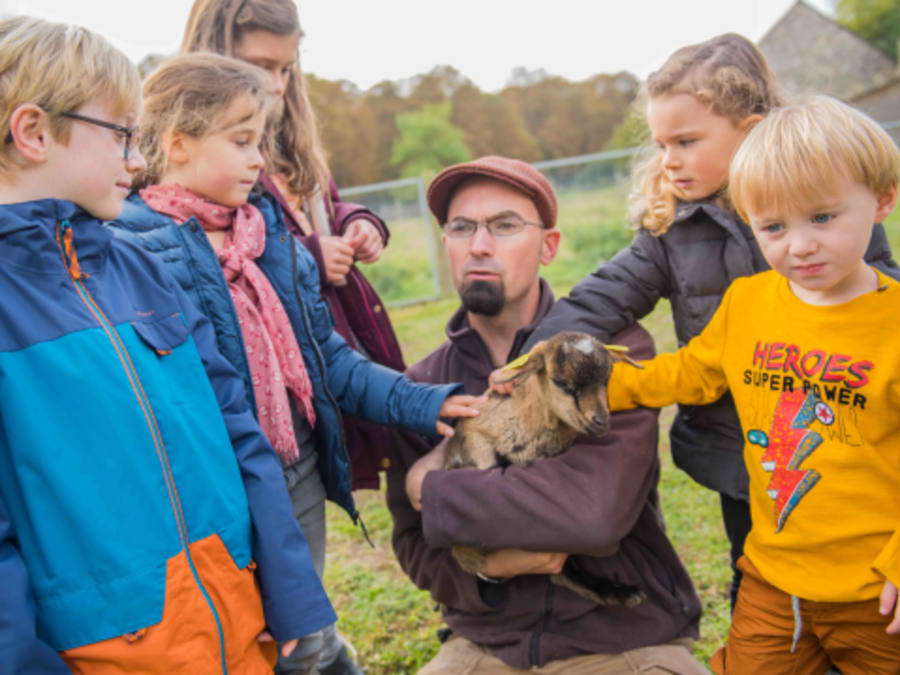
[{"xmin": 591, "ymin": 414, "xmax": 606, "ymax": 428}]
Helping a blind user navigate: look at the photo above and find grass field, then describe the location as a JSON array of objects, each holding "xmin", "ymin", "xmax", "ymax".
[{"xmin": 322, "ymin": 193, "xmax": 900, "ymax": 673}]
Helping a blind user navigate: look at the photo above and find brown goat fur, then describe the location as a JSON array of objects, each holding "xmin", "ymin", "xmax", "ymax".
[{"xmin": 443, "ymin": 331, "xmax": 645, "ymax": 607}]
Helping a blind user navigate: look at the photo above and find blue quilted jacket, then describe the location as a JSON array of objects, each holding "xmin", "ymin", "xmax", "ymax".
[
  {"xmin": 0, "ymin": 199, "xmax": 335, "ymax": 672},
  {"xmin": 109, "ymin": 191, "xmax": 459, "ymax": 520}
]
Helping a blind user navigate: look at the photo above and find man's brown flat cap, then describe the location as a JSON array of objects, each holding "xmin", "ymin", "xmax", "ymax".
[{"xmin": 427, "ymin": 155, "xmax": 558, "ymax": 229}]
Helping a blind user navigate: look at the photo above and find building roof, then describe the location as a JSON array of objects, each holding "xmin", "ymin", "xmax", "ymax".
[{"xmin": 759, "ymin": 0, "xmax": 896, "ymax": 100}]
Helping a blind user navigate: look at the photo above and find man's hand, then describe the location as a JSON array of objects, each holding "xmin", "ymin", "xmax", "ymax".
[
  {"xmin": 880, "ymin": 579, "xmax": 900, "ymax": 634},
  {"xmin": 481, "ymin": 549, "xmax": 567, "ymax": 578},
  {"xmin": 257, "ymin": 630, "xmax": 298, "ymax": 657},
  {"xmin": 406, "ymin": 439, "xmax": 448, "ymax": 511},
  {"xmin": 343, "ymin": 219, "xmax": 383, "ymax": 263},
  {"xmin": 488, "ymin": 366, "xmax": 515, "ymax": 396},
  {"xmin": 318, "ymin": 235, "xmax": 355, "ymax": 286},
  {"xmin": 435, "ymin": 394, "xmax": 484, "ymax": 437}
]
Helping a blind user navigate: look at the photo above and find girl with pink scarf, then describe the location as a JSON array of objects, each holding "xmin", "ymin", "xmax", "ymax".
[{"xmin": 110, "ymin": 53, "xmax": 481, "ymax": 672}]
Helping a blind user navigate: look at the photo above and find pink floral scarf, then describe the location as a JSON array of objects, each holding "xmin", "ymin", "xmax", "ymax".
[{"xmin": 141, "ymin": 183, "xmax": 315, "ymax": 465}]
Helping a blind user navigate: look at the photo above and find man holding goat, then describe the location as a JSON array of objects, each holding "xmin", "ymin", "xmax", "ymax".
[{"xmin": 386, "ymin": 156, "xmax": 705, "ymax": 674}]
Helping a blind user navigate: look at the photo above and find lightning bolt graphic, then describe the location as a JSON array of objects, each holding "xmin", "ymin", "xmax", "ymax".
[{"xmin": 757, "ymin": 390, "xmax": 822, "ymax": 532}]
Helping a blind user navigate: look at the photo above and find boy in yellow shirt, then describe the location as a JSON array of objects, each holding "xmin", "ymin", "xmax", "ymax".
[{"xmin": 608, "ymin": 96, "xmax": 900, "ymax": 673}]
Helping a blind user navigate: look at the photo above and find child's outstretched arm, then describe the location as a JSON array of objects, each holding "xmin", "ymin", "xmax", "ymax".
[
  {"xmin": 0, "ymin": 492, "xmax": 71, "ymax": 673},
  {"xmin": 435, "ymin": 394, "xmax": 484, "ymax": 437},
  {"xmin": 318, "ymin": 325, "xmax": 480, "ymax": 435},
  {"xmin": 523, "ymin": 231, "xmax": 672, "ymax": 350},
  {"xmin": 291, "ymin": 238, "xmax": 478, "ymax": 436},
  {"xmin": 608, "ymin": 283, "xmax": 733, "ymax": 413}
]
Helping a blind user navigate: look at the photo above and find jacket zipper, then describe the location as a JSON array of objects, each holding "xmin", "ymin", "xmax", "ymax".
[
  {"xmin": 186, "ymin": 215, "xmax": 363, "ymax": 530},
  {"xmin": 56, "ymin": 220, "xmax": 230, "ymax": 673},
  {"xmin": 288, "ymin": 235, "xmax": 365, "ymax": 529},
  {"xmin": 529, "ymin": 578, "xmax": 555, "ymax": 667}
]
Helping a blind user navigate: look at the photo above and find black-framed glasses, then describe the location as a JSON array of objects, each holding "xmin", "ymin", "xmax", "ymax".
[
  {"xmin": 443, "ymin": 213, "xmax": 544, "ymax": 239},
  {"xmin": 4, "ymin": 109, "xmax": 139, "ymax": 160},
  {"xmin": 59, "ymin": 111, "xmax": 140, "ymax": 160}
]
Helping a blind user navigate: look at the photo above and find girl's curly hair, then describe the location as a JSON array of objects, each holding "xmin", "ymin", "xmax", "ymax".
[{"xmin": 630, "ymin": 33, "xmax": 784, "ymax": 234}]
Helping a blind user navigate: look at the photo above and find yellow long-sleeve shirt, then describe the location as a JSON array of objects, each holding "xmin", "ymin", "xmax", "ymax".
[{"xmin": 609, "ymin": 269, "xmax": 900, "ymax": 602}]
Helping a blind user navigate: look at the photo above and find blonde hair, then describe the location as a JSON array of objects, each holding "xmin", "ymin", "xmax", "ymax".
[
  {"xmin": 181, "ymin": 0, "xmax": 330, "ymax": 200},
  {"xmin": 135, "ymin": 52, "xmax": 270, "ymax": 189},
  {"xmin": 0, "ymin": 15, "xmax": 140, "ymax": 173},
  {"xmin": 730, "ymin": 95, "xmax": 900, "ymax": 225},
  {"xmin": 630, "ymin": 33, "xmax": 783, "ymax": 234}
]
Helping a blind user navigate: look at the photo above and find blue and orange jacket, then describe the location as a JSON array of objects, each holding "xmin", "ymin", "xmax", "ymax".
[
  {"xmin": 109, "ymin": 191, "xmax": 460, "ymax": 522},
  {"xmin": 0, "ymin": 199, "xmax": 336, "ymax": 673}
]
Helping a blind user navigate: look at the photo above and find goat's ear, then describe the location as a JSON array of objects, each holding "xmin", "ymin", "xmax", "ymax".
[
  {"xmin": 605, "ymin": 344, "xmax": 644, "ymax": 369},
  {"xmin": 494, "ymin": 340, "xmax": 550, "ymax": 384}
]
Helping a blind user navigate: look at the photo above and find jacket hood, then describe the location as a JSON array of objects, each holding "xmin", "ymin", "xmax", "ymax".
[
  {"xmin": 0, "ymin": 198, "xmax": 81, "ymax": 236},
  {"xmin": 0, "ymin": 198, "xmax": 112, "ymax": 273}
]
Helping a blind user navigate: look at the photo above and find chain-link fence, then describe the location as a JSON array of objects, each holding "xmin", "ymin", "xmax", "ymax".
[
  {"xmin": 341, "ymin": 148, "xmax": 639, "ymax": 307},
  {"xmin": 343, "ymin": 119, "xmax": 900, "ymax": 308}
]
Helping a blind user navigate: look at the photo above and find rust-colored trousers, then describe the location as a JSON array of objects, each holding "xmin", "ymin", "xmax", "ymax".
[{"xmin": 711, "ymin": 556, "xmax": 900, "ymax": 675}]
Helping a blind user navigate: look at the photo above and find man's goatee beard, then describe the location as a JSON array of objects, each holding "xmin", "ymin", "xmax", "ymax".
[{"xmin": 461, "ymin": 280, "xmax": 505, "ymax": 316}]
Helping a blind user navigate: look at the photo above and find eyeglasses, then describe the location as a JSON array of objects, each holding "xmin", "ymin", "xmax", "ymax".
[
  {"xmin": 59, "ymin": 111, "xmax": 140, "ymax": 161},
  {"xmin": 4, "ymin": 109, "xmax": 140, "ymax": 160},
  {"xmin": 443, "ymin": 213, "xmax": 544, "ymax": 239}
]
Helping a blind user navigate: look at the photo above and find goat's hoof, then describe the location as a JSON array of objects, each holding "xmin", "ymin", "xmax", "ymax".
[
  {"xmin": 623, "ymin": 589, "xmax": 647, "ymax": 608},
  {"xmin": 550, "ymin": 572, "xmax": 646, "ymax": 608}
]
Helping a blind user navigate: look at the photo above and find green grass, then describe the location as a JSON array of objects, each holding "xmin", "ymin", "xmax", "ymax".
[
  {"xmin": 885, "ymin": 206, "xmax": 900, "ymax": 252},
  {"xmin": 322, "ymin": 191, "xmax": 900, "ymax": 673}
]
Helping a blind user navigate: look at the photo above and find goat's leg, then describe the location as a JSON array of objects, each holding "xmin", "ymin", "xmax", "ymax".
[
  {"xmin": 451, "ymin": 546, "xmax": 488, "ymax": 575},
  {"xmin": 550, "ymin": 562, "xmax": 645, "ymax": 608}
]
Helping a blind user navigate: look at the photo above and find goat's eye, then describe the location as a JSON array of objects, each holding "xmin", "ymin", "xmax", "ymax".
[{"xmin": 552, "ymin": 378, "xmax": 574, "ymax": 395}]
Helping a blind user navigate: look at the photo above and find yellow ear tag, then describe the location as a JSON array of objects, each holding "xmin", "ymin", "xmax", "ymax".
[
  {"xmin": 604, "ymin": 344, "xmax": 629, "ymax": 353},
  {"xmin": 502, "ymin": 352, "xmax": 531, "ymax": 372}
]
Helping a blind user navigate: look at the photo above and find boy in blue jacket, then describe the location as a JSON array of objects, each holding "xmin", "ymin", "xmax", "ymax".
[{"xmin": 0, "ymin": 15, "xmax": 337, "ymax": 673}]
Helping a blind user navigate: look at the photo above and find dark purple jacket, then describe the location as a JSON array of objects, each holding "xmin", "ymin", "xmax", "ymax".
[
  {"xmin": 387, "ymin": 280, "xmax": 701, "ymax": 669},
  {"xmin": 261, "ymin": 173, "xmax": 405, "ymax": 489}
]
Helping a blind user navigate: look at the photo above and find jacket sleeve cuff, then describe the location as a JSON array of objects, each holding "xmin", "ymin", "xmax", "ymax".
[
  {"xmin": 338, "ymin": 210, "xmax": 388, "ymax": 244},
  {"xmin": 263, "ymin": 586, "xmax": 337, "ymax": 642},
  {"xmin": 608, "ymin": 363, "xmax": 639, "ymax": 411},
  {"xmin": 390, "ymin": 381, "xmax": 465, "ymax": 435}
]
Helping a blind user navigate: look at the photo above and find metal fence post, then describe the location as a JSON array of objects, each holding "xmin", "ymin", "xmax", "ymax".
[{"xmin": 415, "ymin": 176, "xmax": 445, "ymax": 299}]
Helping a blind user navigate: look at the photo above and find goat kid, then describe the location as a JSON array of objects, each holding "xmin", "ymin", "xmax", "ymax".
[{"xmin": 443, "ymin": 331, "xmax": 645, "ymax": 608}]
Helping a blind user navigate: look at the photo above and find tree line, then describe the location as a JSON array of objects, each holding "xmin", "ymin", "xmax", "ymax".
[
  {"xmin": 135, "ymin": 0, "xmax": 896, "ymax": 189},
  {"xmin": 307, "ymin": 65, "xmax": 640, "ymax": 188}
]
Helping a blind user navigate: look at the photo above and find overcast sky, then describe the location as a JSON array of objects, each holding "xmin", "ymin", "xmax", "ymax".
[{"xmin": 4, "ymin": 0, "xmax": 835, "ymax": 92}]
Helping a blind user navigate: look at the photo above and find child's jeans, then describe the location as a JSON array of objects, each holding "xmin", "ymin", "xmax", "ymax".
[
  {"xmin": 711, "ymin": 556, "xmax": 900, "ymax": 675},
  {"xmin": 277, "ymin": 453, "xmax": 339, "ymax": 675}
]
